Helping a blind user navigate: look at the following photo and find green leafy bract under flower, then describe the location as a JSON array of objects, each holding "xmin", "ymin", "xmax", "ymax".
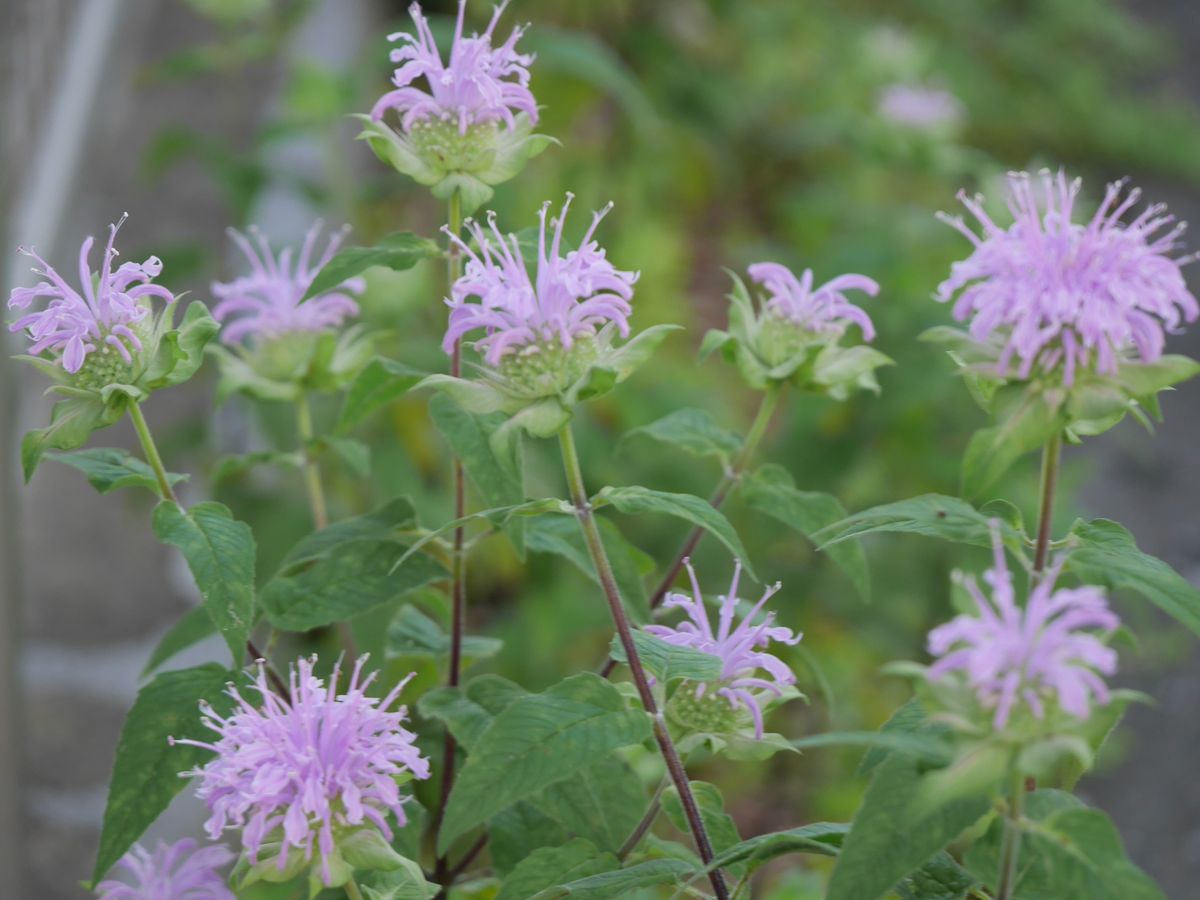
[
  {"xmin": 703, "ymin": 271, "xmax": 891, "ymax": 398},
  {"xmin": 209, "ymin": 324, "xmax": 375, "ymax": 404},
  {"xmin": 19, "ymin": 300, "xmax": 218, "ymax": 481}
]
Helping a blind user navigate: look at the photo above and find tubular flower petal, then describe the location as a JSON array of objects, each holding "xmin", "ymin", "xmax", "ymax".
[
  {"xmin": 927, "ymin": 523, "xmax": 1119, "ymax": 730},
  {"xmin": 211, "ymin": 222, "xmax": 362, "ymax": 345},
  {"xmin": 646, "ymin": 560, "xmax": 801, "ymax": 739},
  {"xmin": 95, "ymin": 838, "xmax": 235, "ymax": 900},
  {"xmin": 371, "ymin": 0, "xmax": 537, "ymax": 136},
  {"xmin": 443, "ymin": 194, "xmax": 638, "ymax": 366},
  {"xmin": 749, "ymin": 261, "xmax": 878, "ymax": 341},
  {"xmin": 7, "ymin": 213, "xmax": 174, "ymax": 375},
  {"xmin": 937, "ymin": 170, "xmax": 1198, "ymax": 385},
  {"xmin": 173, "ymin": 656, "xmax": 429, "ymax": 887}
]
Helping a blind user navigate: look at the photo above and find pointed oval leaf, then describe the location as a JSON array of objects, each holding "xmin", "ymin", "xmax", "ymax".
[{"xmin": 303, "ymin": 232, "xmax": 440, "ymax": 301}]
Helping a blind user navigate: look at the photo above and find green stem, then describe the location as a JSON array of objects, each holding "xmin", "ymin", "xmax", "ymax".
[
  {"xmin": 344, "ymin": 877, "xmax": 364, "ymax": 900},
  {"xmin": 995, "ymin": 766, "xmax": 1025, "ymax": 900},
  {"xmin": 128, "ymin": 402, "xmax": 178, "ymax": 505},
  {"xmin": 434, "ymin": 190, "xmax": 468, "ymax": 896},
  {"xmin": 558, "ymin": 424, "xmax": 729, "ymax": 900},
  {"xmin": 618, "ymin": 772, "xmax": 672, "ymax": 860},
  {"xmin": 296, "ymin": 394, "xmax": 328, "ymax": 530},
  {"xmin": 1032, "ymin": 431, "xmax": 1062, "ymax": 577}
]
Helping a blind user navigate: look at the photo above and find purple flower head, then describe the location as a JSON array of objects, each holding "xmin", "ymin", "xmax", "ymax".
[
  {"xmin": 211, "ymin": 222, "xmax": 363, "ymax": 345},
  {"xmin": 749, "ymin": 261, "xmax": 879, "ymax": 341},
  {"xmin": 937, "ymin": 170, "xmax": 1199, "ymax": 385},
  {"xmin": 95, "ymin": 838, "xmax": 234, "ymax": 900},
  {"xmin": 877, "ymin": 82, "xmax": 965, "ymax": 130},
  {"xmin": 173, "ymin": 656, "xmax": 429, "ymax": 887},
  {"xmin": 443, "ymin": 194, "xmax": 638, "ymax": 366},
  {"xmin": 927, "ymin": 523, "xmax": 1119, "ymax": 731},
  {"xmin": 647, "ymin": 560, "xmax": 801, "ymax": 739},
  {"xmin": 8, "ymin": 213, "xmax": 175, "ymax": 374},
  {"xmin": 371, "ymin": 0, "xmax": 537, "ymax": 136}
]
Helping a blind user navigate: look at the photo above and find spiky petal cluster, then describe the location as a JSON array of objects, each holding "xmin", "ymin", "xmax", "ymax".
[
  {"xmin": 211, "ymin": 223, "xmax": 363, "ymax": 345},
  {"xmin": 877, "ymin": 83, "xmax": 964, "ymax": 130},
  {"xmin": 8, "ymin": 214, "xmax": 174, "ymax": 373},
  {"xmin": 647, "ymin": 561, "xmax": 801, "ymax": 738},
  {"xmin": 927, "ymin": 524, "xmax": 1119, "ymax": 730},
  {"xmin": 174, "ymin": 656, "xmax": 429, "ymax": 886},
  {"xmin": 95, "ymin": 839, "xmax": 234, "ymax": 900},
  {"xmin": 748, "ymin": 262, "xmax": 878, "ymax": 341},
  {"xmin": 443, "ymin": 195, "xmax": 638, "ymax": 365},
  {"xmin": 937, "ymin": 170, "xmax": 1199, "ymax": 385},
  {"xmin": 371, "ymin": 0, "xmax": 537, "ymax": 135}
]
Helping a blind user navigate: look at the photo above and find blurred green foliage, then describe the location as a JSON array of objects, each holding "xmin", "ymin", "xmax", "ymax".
[{"xmin": 142, "ymin": 0, "xmax": 1200, "ymax": 890}]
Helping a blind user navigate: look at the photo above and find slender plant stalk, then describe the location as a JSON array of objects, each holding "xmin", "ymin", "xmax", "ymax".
[
  {"xmin": 617, "ymin": 773, "xmax": 671, "ymax": 860},
  {"xmin": 129, "ymin": 402, "xmax": 179, "ymax": 505},
  {"xmin": 296, "ymin": 393, "xmax": 329, "ymax": 530},
  {"xmin": 600, "ymin": 385, "xmax": 782, "ymax": 678},
  {"xmin": 434, "ymin": 190, "xmax": 468, "ymax": 894},
  {"xmin": 344, "ymin": 877, "xmax": 365, "ymax": 900},
  {"xmin": 558, "ymin": 423, "xmax": 729, "ymax": 900},
  {"xmin": 129, "ymin": 402, "xmax": 291, "ymax": 695},
  {"xmin": 445, "ymin": 833, "xmax": 489, "ymax": 883},
  {"xmin": 995, "ymin": 765, "xmax": 1026, "ymax": 900},
  {"xmin": 297, "ymin": 393, "xmax": 358, "ymax": 657},
  {"xmin": 1031, "ymin": 431, "xmax": 1062, "ymax": 576}
]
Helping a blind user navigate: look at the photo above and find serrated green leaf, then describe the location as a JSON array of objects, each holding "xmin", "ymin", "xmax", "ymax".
[
  {"xmin": 396, "ymin": 498, "xmax": 573, "ymax": 568},
  {"xmin": 816, "ymin": 493, "xmax": 1022, "ymax": 552},
  {"xmin": 536, "ymin": 754, "xmax": 646, "ymax": 854},
  {"xmin": 152, "ymin": 502, "xmax": 255, "ymax": 662},
  {"xmin": 741, "ymin": 463, "xmax": 870, "ymax": 601},
  {"xmin": 896, "ymin": 851, "xmax": 979, "ymax": 900},
  {"xmin": 22, "ymin": 395, "xmax": 121, "ymax": 481},
  {"xmin": 789, "ymin": 730, "xmax": 952, "ymax": 764},
  {"xmin": 964, "ymin": 791, "xmax": 1163, "ymax": 899},
  {"xmin": 261, "ymin": 539, "xmax": 444, "ymax": 632},
  {"xmin": 48, "ymin": 447, "xmax": 188, "ymax": 495},
  {"xmin": 490, "ymin": 803, "xmax": 569, "ymax": 876},
  {"xmin": 828, "ymin": 707, "xmax": 990, "ymax": 900},
  {"xmin": 608, "ymin": 630, "xmax": 721, "ymax": 683},
  {"xmin": 281, "ymin": 497, "xmax": 418, "ymax": 567},
  {"xmin": 962, "ymin": 389, "xmax": 1063, "ymax": 499},
  {"xmin": 386, "ymin": 605, "xmax": 502, "ymax": 662},
  {"xmin": 591, "ymin": 485, "xmax": 755, "ymax": 579},
  {"xmin": 438, "ymin": 673, "xmax": 653, "ymax": 853},
  {"xmin": 429, "ymin": 392, "xmax": 526, "ymax": 556},
  {"xmin": 621, "ymin": 407, "xmax": 742, "ymax": 464},
  {"xmin": 496, "ymin": 839, "xmax": 617, "ymax": 900},
  {"xmin": 705, "ymin": 822, "xmax": 847, "ymax": 873},
  {"xmin": 92, "ymin": 664, "xmax": 236, "ymax": 885},
  {"xmin": 1067, "ymin": 518, "xmax": 1200, "ymax": 638},
  {"xmin": 303, "ymin": 232, "xmax": 440, "ymax": 301},
  {"xmin": 526, "ymin": 515, "xmax": 652, "ymax": 623},
  {"xmin": 532, "ymin": 859, "xmax": 697, "ymax": 899},
  {"xmin": 417, "ymin": 675, "xmax": 528, "ymax": 750},
  {"xmin": 662, "ymin": 782, "xmax": 744, "ymax": 879},
  {"xmin": 362, "ymin": 856, "xmax": 439, "ymax": 900},
  {"xmin": 141, "ymin": 605, "xmax": 219, "ymax": 677},
  {"xmin": 336, "ymin": 357, "xmax": 427, "ymax": 433}
]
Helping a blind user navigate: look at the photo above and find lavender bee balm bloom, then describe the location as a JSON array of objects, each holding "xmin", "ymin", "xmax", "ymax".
[
  {"xmin": 648, "ymin": 561, "xmax": 801, "ymax": 739},
  {"xmin": 8, "ymin": 214, "xmax": 174, "ymax": 382},
  {"xmin": 927, "ymin": 524, "xmax": 1118, "ymax": 730},
  {"xmin": 95, "ymin": 839, "xmax": 234, "ymax": 900},
  {"xmin": 212, "ymin": 222, "xmax": 362, "ymax": 345},
  {"xmin": 938, "ymin": 171, "xmax": 1198, "ymax": 385},
  {"xmin": 444, "ymin": 195, "xmax": 638, "ymax": 392},
  {"xmin": 363, "ymin": 0, "xmax": 552, "ymax": 202},
  {"xmin": 174, "ymin": 656, "xmax": 429, "ymax": 888}
]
